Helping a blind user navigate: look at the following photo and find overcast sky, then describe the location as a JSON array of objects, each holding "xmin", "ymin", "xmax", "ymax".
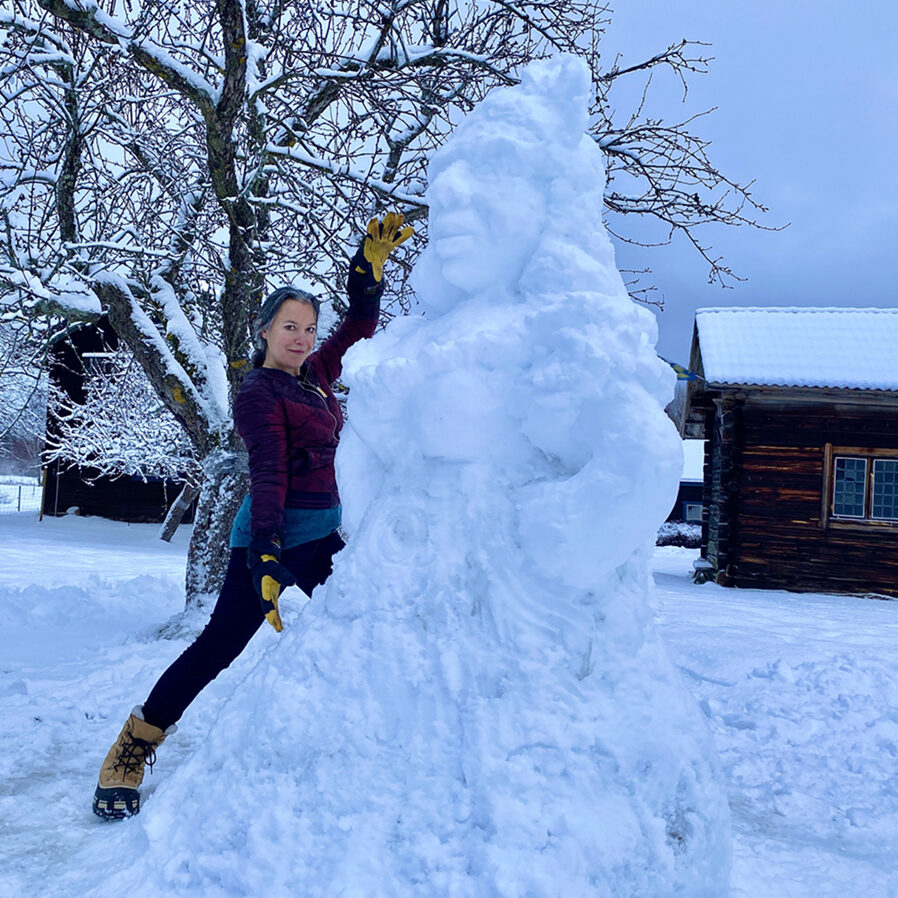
[{"xmin": 601, "ymin": 0, "xmax": 897, "ymax": 361}]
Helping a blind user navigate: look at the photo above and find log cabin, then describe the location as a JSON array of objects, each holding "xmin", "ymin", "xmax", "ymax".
[{"xmin": 682, "ymin": 307, "xmax": 898, "ymax": 597}]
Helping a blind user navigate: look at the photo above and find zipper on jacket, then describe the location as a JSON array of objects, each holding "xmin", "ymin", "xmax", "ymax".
[{"xmin": 298, "ymin": 377, "xmax": 339, "ymax": 442}]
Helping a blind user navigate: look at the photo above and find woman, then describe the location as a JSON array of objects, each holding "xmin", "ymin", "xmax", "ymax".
[{"xmin": 93, "ymin": 213, "xmax": 413, "ymax": 820}]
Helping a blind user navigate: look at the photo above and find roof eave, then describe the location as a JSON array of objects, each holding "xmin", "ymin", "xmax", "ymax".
[{"xmin": 706, "ymin": 381, "xmax": 898, "ymax": 397}]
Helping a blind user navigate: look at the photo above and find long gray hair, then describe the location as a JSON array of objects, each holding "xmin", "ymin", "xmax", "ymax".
[{"xmin": 251, "ymin": 286, "xmax": 321, "ymax": 368}]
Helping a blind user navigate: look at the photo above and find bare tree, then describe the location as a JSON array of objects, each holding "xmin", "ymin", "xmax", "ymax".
[
  {"xmin": 0, "ymin": 0, "xmax": 768, "ymax": 604},
  {"xmin": 598, "ymin": 40, "xmax": 774, "ymax": 294},
  {"xmin": 0, "ymin": 322, "xmax": 47, "ymax": 475}
]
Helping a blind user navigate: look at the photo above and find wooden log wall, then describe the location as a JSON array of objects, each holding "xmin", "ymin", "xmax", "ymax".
[
  {"xmin": 729, "ymin": 399, "xmax": 898, "ymax": 597},
  {"xmin": 705, "ymin": 398, "xmax": 742, "ymax": 583},
  {"xmin": 699, "ymin": 414, "xmax": 713, "ymax": 557}
]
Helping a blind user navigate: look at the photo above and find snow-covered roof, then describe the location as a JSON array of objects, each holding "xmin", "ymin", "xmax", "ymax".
[{"xmin": 696, "ymin": 307, "xmax": 898, "ymax": 391}]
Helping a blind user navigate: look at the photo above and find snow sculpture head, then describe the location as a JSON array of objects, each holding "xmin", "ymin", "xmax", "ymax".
[
  {"xmin": 416, "ymin": 57, "xmax": 596, "ymax": 309},
  {"xmin": 423, "ymin": 159, "xmax": 544, "ymax": 296}
]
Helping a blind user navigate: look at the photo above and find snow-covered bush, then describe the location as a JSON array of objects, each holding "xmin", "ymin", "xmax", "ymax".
[{"xmin": 657, "ymin": 521, "xmax": 703, "ymax": 548}]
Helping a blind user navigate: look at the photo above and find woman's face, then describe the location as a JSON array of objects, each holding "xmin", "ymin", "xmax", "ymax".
[{"xmin": 261, "ymin": 299, "xmax": 318, "ymax": 376}]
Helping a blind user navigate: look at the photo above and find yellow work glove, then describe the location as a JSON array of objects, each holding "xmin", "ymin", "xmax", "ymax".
[
  {"xmin": 248, "ymin": 529, "xmax": 296, "ymax": 633},
  {"xmin": 259, "ymin": 554, "xmax": 287, "ymax": 632},
  {"xmin": 360, "ymin": 212, "xmax": 414, "ymax": 282}
]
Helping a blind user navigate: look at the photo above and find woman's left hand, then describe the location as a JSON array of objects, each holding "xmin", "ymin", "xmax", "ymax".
[
  {"xmin": 358, "ymin": 212, "xmax": 414, "ymax": 283},
  {"xmin": 252, "ymin": 555, "xmax": 295, "ymax": 632},
  {"xmin": 248, "ymin": 529, "xmax": 297, "ymax": 632}
]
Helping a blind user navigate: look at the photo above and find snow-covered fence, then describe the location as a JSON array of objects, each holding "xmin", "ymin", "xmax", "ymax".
[{"xmin": 0, "ymin": 477, "xmax": 42, "ymax": 514}]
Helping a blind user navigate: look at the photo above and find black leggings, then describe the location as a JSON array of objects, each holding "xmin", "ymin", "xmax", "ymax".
[{"xmin": 142, "ymin": 531, "xmax": 344, "ymax": 730}]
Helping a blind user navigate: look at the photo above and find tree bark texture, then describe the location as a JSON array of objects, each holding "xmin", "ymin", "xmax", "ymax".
[{"xmin": 185, "ymin": 447, "xmax": 248, "ymax": 607}]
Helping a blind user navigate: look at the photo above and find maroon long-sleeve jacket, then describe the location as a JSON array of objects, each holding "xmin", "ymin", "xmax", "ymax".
[{"xmin": 234, "ymin": 289, "xmax": 379, "ymax": 537}]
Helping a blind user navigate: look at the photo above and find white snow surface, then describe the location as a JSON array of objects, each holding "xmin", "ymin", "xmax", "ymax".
[
  {"xmin": 696, "ymin": 306, "xmax": 898, "ymax": 390},
  {"xmin": 2, "ymin": 517, "xmax": 897, "ymax": 897},
  {"xmin": 80, "ymin": 55, "xmax": 732, "ymax": 896}
]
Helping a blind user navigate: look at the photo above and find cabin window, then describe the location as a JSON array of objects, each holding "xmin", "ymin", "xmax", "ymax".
[
  {"xmin": 683, "ymin": 502, "xmax": 703, "ymax": 523},
  {"xmin": 824, "ymin": 446, "xmax": 898, "ymax": 527},
  {"xmin": 832, "ymin": 457, "xmax": 867, "ymax": 517},
  {"xmin": 872, "ymin": 459, "xmax": 898, "ymax": 521}
]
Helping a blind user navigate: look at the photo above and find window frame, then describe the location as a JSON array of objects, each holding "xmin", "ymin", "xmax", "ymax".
[
  {"xmin": 822, "ymin": 443, "xmax": 898, "ymax": 530},
  {"xmin": 871, "ymin": 457, "xmax": 898, "ymax": 521}
]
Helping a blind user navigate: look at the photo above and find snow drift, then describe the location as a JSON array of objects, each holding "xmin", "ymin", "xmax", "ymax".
[{"xmin": 113, "ymin": 55, "xmax": 731, "ymax": 896}]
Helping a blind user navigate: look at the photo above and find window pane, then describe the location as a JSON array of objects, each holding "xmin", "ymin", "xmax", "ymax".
[
  {"xmin": 833, "ymin": 457, "xmax": 867, "ymax": 517},
  {"xmin": 872, "ymin": 459, "xmax": 898, "ymax": 521}
]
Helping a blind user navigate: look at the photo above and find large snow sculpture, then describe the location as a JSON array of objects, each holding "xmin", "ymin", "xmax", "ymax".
[{"xmin": 126, "ymin": 55, "xmax": 731, "ymax": 897}]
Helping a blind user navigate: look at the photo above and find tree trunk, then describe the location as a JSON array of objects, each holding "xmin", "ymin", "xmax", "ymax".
[
  {"xmin": 185, "ymin": 446, "xmax": 249, "ymax": 608},
  {"xmin": 158, "ymin": 481, "xmax": 201, "ymax": 542}
]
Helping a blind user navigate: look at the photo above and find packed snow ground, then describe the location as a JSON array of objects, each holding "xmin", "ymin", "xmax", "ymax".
[{"xmin": 1, "ymin": 513, "xmax": 895, "ymax": 897}]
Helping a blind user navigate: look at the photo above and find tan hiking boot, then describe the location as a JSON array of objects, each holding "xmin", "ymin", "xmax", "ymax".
[{"xmin": 92, "ymin": 706, "xmax": 176, "ymax": 820}]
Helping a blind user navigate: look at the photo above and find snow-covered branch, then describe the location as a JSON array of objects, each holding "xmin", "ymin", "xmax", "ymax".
[
  {"xmin": 45, "ymin": 347, "xmax": 199, "ymax": 484},
  {"xmin": 35, "ymin": 0, "xmax": 219, "ymax": 115},
  {"xmin": 0, "ymin": 321, "xmax": 46, "ymax": 471}
]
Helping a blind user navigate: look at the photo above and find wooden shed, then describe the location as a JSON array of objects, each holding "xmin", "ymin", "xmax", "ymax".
[{"xmin": 682, "ymin": 307, "xmax": 898, "ymax": 597}]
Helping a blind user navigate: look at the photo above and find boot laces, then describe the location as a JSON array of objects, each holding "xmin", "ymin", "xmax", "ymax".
[{"xmin": 113, "ymin": 735, "xmax": 158, "ymax": 777}]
